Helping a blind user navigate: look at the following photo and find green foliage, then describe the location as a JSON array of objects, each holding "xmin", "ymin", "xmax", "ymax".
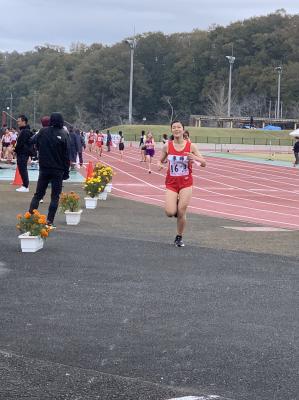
[{"xmin": 1, "ymin": 11, "xmax": 299, "ymax": 127}]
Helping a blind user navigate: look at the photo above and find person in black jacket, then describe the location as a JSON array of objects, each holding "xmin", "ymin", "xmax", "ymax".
[
  {"xmin": 293, "ymin": 137, "xmax": 299, "ymax": 167},
  {"xmin": 28, "ymin": 112, "xmax": 70, "ymax": 227},
  {"xmin": 15, "ymin": 115, "xmax": 32, "ymax": 192}
]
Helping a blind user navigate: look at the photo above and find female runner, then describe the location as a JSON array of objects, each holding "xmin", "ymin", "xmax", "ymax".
[
  {"xmin": 158, "ymin": 120, "xmax": 206, "ymax": 247},
  {"xmin": 145, "ymin": 132, "xmax": 155, "ymax": 173}
]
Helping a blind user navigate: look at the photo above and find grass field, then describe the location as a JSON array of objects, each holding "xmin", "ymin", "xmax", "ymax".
[
  {"xmin": 109, "ymin": 125, "xmax": 295, "ymax": 145},
  {"xmin": 231, "ymin": 152, "xmax": 295, "ymax": 162}
]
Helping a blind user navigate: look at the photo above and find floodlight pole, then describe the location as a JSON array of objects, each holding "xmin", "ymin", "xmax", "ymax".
[
  {"xmin": 226, "ymin": 55, "xmax": 235, "ymax": 117},
  {"xmin": 126, "ymin": 38, "xmax": 136, "ymax": 125},
  {"xmin": 275, "ymin": 66, "xmax": 282, "ymax": 119}
]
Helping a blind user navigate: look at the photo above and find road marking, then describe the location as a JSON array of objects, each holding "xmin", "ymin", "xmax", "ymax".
[
  {"xmin": 167, "ymin": 396, "xmax": 221, "ymax": 400},
  {"xmin": 0, "ymin": 262, "xmax": 10, "ymax": 276},
  {"xmin": 222, "ymin": 226, "xmax": 292, "ymax": 232}
]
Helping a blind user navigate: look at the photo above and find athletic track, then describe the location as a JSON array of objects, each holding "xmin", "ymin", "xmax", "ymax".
[{"xmin": 81, "ymin": 146, "xmax": 299, "ymax": 230}]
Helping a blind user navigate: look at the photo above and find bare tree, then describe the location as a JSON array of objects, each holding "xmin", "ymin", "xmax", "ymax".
[
  {"xmin": 162, "ymin": 96, "xmax": 176, "ymax": 122},
  {"xmin": 206, "ymin": 85, "xmax": 228, "ymax": 116}
]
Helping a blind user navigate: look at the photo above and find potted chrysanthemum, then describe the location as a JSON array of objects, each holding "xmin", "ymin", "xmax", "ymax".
[
  {"xmin": 17, "ymin": 210, "xmax": 51, "ymax": 252},
  {"xmin": 59, "ymin": 191, "xmax": 82, "ymax": 225},
  {"xmin": 93, "ymin": 163, "xmax": 114, "ymax": 199},
  {"xmin": 83, "ymin": 176, "xmax": 104, "ymax": 208}
]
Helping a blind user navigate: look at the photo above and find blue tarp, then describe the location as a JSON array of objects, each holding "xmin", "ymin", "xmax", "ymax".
[{"xmin": 261, "ymin": 125, "xmax": 282, "ymax": 131}]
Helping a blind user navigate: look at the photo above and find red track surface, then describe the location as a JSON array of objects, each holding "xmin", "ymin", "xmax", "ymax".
[{"xmin": 82, "ymin": 147, "xmax": 299, "ymax": 230}]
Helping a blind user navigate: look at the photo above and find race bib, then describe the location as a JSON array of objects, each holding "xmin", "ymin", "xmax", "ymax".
[{"xmin": 168, "ymin": 155, "xmax": 189, "ymax": 176}]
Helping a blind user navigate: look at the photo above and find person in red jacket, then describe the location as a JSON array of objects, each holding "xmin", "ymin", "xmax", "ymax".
[{"xmin": 158, "ymin": 120, "xmax": 206, "ymax": 247}]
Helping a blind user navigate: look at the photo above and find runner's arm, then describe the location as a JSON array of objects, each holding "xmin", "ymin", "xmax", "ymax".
[{"xmin": 188, "ymin": 143, "xmax": 206, "ymax": 167}]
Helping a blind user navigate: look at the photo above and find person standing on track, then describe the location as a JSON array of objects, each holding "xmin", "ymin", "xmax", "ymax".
[
  {"xmin": 87, "ymin": 130, "xmax": 96, "ymax": 152},
  {"xmin": 139, "ymin": 130, "xmax": 146, "ymax": 162},
  {"xmin": 118, "ymin": 131, "xmax": 125, "ymax": 159},
  {"xmin": 145, "ymin": 131, "xmax": 155, "ymax": 174},
  {"xmin": 95, "ymin": 130, "xmax": 104, "ymax": 157},
  {"xmin": 106, "ymin": 130, "xmax": 112, "ymax": 152},
  {"xmin": 158, "ymin": 120, "xmax": 206, "ymax": 247},
  {"xmin": 293, "ymin": 137, "xmax": 299, "ymax": 167}
]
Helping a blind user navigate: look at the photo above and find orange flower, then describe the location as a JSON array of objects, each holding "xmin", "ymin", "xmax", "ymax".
[
  {"xmin": 17, "ymin": 213, "xmax": 23, "ymax": 220},
  {"xmin": 40, "ymin": 229, "xmax": 49, "ymax": 238},
  {"xmin": 24, "ymin": 212, "xmax": 32, "ymax": 219},
  {"xmin": 38, "ymin": 217, "xmax": 46, "ymax": 224},
  {"xmin": 32, "ymin": 209, "xmax": 40, "ymax": 216}
]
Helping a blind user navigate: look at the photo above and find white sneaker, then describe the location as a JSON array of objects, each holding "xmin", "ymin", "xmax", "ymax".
[
  {"xmin": 39, "ymin": 199, "xmax": 44, "ymax": 203},
  {"xmin": 16, "ymin": 186, "xmax": 29, "ymax": 193}
]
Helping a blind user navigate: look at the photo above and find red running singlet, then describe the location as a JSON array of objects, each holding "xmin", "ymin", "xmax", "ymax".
[{"xmin": 165, "ymin": 140, "xmax": 193, "ymax": 193}]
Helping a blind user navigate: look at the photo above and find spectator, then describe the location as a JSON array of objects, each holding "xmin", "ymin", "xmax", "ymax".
[
  {"xmin": 75, "ymin": 128, "xmax": 84, "ymax": 166},
  {"xmin": 293, "ymin": 137, "xmax": 299, "ymax": 167},
  {"xmin": 118, "ymin": 131, "xmax": 125, "ymax": 159},
  {"xmin": 28, "ymin": 112, "xmax": 70, "ymax": 228},
  {"xmin": 139, "ymin": 130, "xmax": 146, "ymax": 162},
  {"xmin": 68, "ymin": 126, "xmax": 79, "ymax": 169},
  {"xmin": 15, "ymin": 115, "xmax": 32, "ymax": 192},
  {"xmin": 1, "ymin": 128, "xmax": 12, "ymax": 161},
  {"xmin": 106, "ymin": 130, "xmax": 112, "ymax": 152},
  {"xmin": 162, "ymin": 133, "xmax": 168, "ymax": 144}
]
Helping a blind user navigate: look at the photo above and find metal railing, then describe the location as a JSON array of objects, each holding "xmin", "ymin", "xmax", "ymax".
[{"xmin": 121, "ymin": 134, "xmax": 295, "ymax": 146}]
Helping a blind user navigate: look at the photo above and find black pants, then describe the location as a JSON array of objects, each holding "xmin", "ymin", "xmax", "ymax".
[
  {"xmin": 17, "ymin": 154, "xmax": 29, "ymax": 188},
  {"xmin": 29, "ymin": 169, "xmax": 64, "ymax": 224},
  {"xmin": 78, "ymin": 152, "xmax": 83, "ymax": 165}
]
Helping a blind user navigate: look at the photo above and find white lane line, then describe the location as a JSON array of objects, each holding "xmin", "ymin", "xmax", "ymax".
[
  {"xmin": 100, "ymin": 150, "xmax": 299, "ymax": 214},
  {"xmin": 112, "ymin": 187, "xmax": 299, "ymax": 229},
  {"xmin": 96, "ymin": 152, "xmax": 299, "ymax": 219},
  {"xmin": 207, "ymin": 156, "xmax": 299, "ymax": 180}
]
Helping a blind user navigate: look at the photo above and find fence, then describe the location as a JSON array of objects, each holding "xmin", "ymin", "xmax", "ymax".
[{"xmin": 124, "ymin": 134, "xmax": 295, "ymax": 147}]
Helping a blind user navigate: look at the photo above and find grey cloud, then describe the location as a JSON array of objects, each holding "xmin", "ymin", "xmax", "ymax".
[{"xmin": 0, "ymin": 0, "xmax": 298, "ymax": 52}]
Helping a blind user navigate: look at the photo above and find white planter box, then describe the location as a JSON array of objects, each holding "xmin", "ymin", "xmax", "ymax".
[
  {"xmin": 19, "ymin": 234, "xmax": 44, "ymax": 253},
  {"xmin": 98, "ymin": 191, "xmax": 108, "ymax": 200},
  {"xmin": 65, "ymin": 210, "xmax": 83, "ymax": 225},
  {"xmin": 105, "ymin": 183, "xmax": 112, "ymax": 193},
  {"xmin": 84, "ymin": 197, "xmax": 98, "ymax": 209}
]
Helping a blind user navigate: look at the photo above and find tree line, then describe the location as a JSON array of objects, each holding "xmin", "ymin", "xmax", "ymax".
[{"xmin": 0, "ymin": 9, "xmax": 298, "ymax": 129}]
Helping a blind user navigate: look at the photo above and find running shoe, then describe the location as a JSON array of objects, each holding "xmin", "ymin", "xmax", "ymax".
[
  {"xmin": 16, "ymin": 186, "xmax": 29, "ymax": 192},
  {"xmin": 174, "ymin": 235, "xmax": 185, "ymax": 247},
  {"xmin": 46, "ymin": 223, "xmax": 56, "ymax": 230}
]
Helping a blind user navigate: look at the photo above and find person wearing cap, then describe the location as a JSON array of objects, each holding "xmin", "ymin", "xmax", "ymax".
[{"xmin": 28, "ymin": 112, "xmax": 70, "ymax": 227}]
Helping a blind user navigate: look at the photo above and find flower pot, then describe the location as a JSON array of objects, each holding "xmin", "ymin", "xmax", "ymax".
[
  {"xmin": 84, "ymin": 197, "xmax": 98, "ymax": 209},
  {"xmin": 18, "ymin": 233, "xmax": 44, "ymax": 253},
  {"xmin": 65, "ymin": 209, "xmax": 83, "ymax": 225},
  {"xmin": 98, "ymin": 191, "xmax": 108, "ymax": 200},
  {"xmin": 105, "ymin": 183, "xmax": 112, "ymax": 193}
]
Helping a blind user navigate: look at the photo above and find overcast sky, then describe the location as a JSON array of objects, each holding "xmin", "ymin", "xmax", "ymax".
[{"xmin": 0, "ymin": 0, "xmax": 298, "ymax": 52}]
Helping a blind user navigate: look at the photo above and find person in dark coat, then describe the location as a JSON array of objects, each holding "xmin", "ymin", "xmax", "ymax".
[
  {"xmin": 293, "ymin": 137, "xmax": 299, "ymax": 167},
  {"xmin": 15, "ymin": 115, "xmax": 32, "ymax": 192},
  {"xmin": 68, "ymin": 126, "xmax": 79, "ymax": 169},
  {"xmin": 75, "ymin": 128, "xmax": 84, "ymax": 166},
  {"xmin": 28, "ymin": 112, "xmax": 70, "ymax": 227}
]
